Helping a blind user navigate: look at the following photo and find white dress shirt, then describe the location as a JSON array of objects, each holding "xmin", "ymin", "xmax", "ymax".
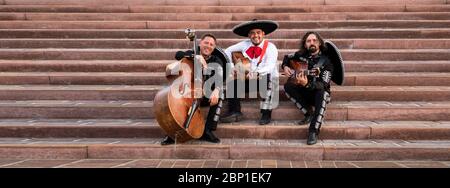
[{"xmin": 225, "ymin": 39, "xmax": 279, "ymax": 78}]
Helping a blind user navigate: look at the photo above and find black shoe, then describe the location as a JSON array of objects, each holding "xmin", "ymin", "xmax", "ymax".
[
  {"xmin": 160, "ymin": 135, "xmax": 175, "ymax": 145},
  {"xmin": 307, "ymin": 132, "xmax": 318, "ymax": 145},
  {"xmin": 297, "ymin": 113, "xmax": 313, "ymax": 125},
  {"xmin": 220, "ymin": 111, "xmax": 243, "ymax": 123},
  {"xmin": 200, "ymin": 130, "xmax": 220, "ymax": 143},
  {"xmin": 258, "ymin": 110, "xmax": 272, "ymax": 125}
]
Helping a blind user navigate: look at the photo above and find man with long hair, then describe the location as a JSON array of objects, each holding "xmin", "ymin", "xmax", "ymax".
[{"xmin": 281, "ymin": 31, "xmax": 335, "ymax": 145}]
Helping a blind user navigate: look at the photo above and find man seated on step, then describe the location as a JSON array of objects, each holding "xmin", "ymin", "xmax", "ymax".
[
  {"xmin": 221, "ymin": 19, "xmax": 280, "ymax": 125},
  {"xmin": 282, "ymin": 31, "xmax": 337, "ymax": 145},
  {"xmin": 161, "ymin": 33, "xmax": 228, "ymax": 145}
]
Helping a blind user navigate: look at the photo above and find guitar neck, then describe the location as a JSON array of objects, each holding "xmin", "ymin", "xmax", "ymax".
[{"xmin": 294, "ymin": 69, "xmax": 317, "ymax": 76}]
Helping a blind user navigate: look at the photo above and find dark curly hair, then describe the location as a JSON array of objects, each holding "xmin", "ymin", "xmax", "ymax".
[{"xmin": 298, "ymin": 31, "xmax": 327, "ymax": 55}]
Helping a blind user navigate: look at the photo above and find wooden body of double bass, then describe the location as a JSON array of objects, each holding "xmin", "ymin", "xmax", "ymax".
[{"xmin": 153, "ymin": 57, "xmax": 204, "ymax": 143}]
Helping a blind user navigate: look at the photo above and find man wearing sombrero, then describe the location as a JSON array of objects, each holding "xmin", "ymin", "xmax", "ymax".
[{"xmin": 221, "ymin": 19, "xmax": 279, "ymax": 125}]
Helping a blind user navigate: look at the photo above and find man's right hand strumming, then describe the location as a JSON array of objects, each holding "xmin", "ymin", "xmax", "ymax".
[{"xmin": 283, "ymin": 66, "xmax": 294, "ymax": 77}]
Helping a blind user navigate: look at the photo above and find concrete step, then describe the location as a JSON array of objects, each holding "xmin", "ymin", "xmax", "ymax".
[
  {"xmin": 1, "ymin": 60, "xmax": 448, "ymax": 73},
  {"xmin": 3, "ymin": 0, "xmax": 447, "ymax": 6},
  {"xmin": 1, "ymin": 20, "xmax": 450, "ymax": 29},
  {"xmin": 1, "ymin": 72, "xmax": 449, "ymax": 86},
  {"xmin": 2, "ymin": 38, "xmax": 450, "ymax": 49},
  {"xmin": 0, "ymin": 137, "xmax": 448, "ymax": 161},
  {"xmin": 0, "ymin": 119, "xmax": 449, "ymax": 140},
  {"xmin": 1, "ymin": 48, "xmax": 449, "ymax": 61},
  {"xmin": 1, "ymin": 29, "xmax": 449, "ymax": 39},
  {"xmin": 3, "ymin": 12, "xmax": 450, "ymax": 21},
  {"xmin": 0, "ymin": 85, "xmax": 449, "ymax": 101},
  {"xmin": 0, "ymin": 100, "xmax": 448, "ymax": 120},
  {"xmin": 2, "ymin": 5, "xmax": 450, "ymax": 13}
]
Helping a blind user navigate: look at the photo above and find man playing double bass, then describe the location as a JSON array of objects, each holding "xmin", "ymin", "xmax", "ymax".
[{"xmin": 160, "ymin": 33, "xmax": 228, "ymax": 145}]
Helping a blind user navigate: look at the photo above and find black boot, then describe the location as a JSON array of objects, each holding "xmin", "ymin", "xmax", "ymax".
[
  {"xmin": 200, "ymin": 129, "xmax": 220, "ymax": 143},
  {"xmin": 297, "ymin": 113, "xmax": 313, "ymax": 125},
  {"xmin": 210, "ymin": 122, "xmax": 218, "ymax": 131},
  {"xmin": 307, "ymin": 132, "xmax": 318, "ymax": 145},
  {"xmin": 259, "ymin": 109, "xmax": 272, "ymax": 125},
  {"xmin": 207, "ymin": 117, "xmax": 219, "ymax": 131},
  {"xmin": 160, "ymin": 135, "xmax": 175, "ymax": 145},
  {"xmin": 220, "ymin": 111, "xmax": 243, "ymax": 123}
]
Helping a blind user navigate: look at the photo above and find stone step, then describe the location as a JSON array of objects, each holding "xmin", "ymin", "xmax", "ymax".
[
  {"xmin": 343, "ymin": 72, "xmax": 450, "ymax": 86},
  {"xmin": 1, "ymin": 28, "xmax": 449, "ymax": 39},
  {"xmin": 0, "ymin": 137, "xmax": 448, "ymax": 160},
  {"xmin": 1, "ymin": 20, "xmax": 450, "ymax": 29},
  {"xmin": 1, "ymin": 48, "xmax": 449, "ymax": 61},
  {"xmin": 0, "ymin": 100, "xmax": 448, "ymax": 120},
  {"xmin": 0, "ymin": 85, "xmax": 449, "ymax": 101},
  {"xmin": 1, "ymin": 72, "xmax": 449, "ymax": 86},
  {"xmin": 2, "ymin": 38, "xmax": 450, "ymax": 49},
  {"xmin": 1, "ymin": 60, "xmax": 448, "ymax": 73},
  {"xmin": 3, "ymin": 0, "xmax": 447, "ymax": 6},
  {"xmin": 0, "ymin": 85, "xmax": 162, "ymax": 100},
  {"xmin": 0, "ymin": 60, "xmax": 169, "ymax": 72},
  {"xmin": 0, "ymin": 72, "xmax": 167, "ymax": 85},
  {"xmin": 0, "ymin": 119, "xmax": 449, "ymax": 140},
  {"xmin": 0, "ymin": 100, "xmax": 152, "ymax": 119},
  {"xmin": 3, "ymin": 12, "xmax": 450, "ymax": 21},
  {"xmin": 2, "ymin": 5, "xmax": 450, "ymax": 13}
]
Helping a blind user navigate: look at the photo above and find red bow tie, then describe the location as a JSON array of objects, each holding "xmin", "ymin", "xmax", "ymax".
[{"xmin": 246, "ymin": 46, "xmax": 262, "ymax": 59}]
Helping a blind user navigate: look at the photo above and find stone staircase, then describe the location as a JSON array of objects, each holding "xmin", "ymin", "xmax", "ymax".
[{"xmin": 0, "ymin": 0, "xmax": 449, "ymax": 161}]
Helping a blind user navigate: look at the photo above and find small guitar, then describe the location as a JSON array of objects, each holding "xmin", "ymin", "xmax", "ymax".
[
  {"xmin": 231, "ymin": 52, "xmax": 251, "ymax": 80},
  {"xmin": 288, "ymin": 57, "xmax": 320, "ymax": 84},
  {"xmin": 289, "ymin": 57, "xmax": 320, "ymax": 75}
]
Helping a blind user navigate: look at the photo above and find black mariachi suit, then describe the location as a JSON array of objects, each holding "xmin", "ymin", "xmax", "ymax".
[
  {"xmin": 281, "ymin": 51, "xmax": 334, "ymax": 134},
  {"xmin": 184, "ymin": 49, "xmax": 227, "ymax": 131}
]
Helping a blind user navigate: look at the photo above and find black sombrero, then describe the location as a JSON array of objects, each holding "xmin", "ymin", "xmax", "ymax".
[
  {"xmin": 324, "ymin": 40, "xmax": 345, "ymax": 86},
  {"xmin": 232, "ymin": 19, "xmax": 279, "ymax": 37}
]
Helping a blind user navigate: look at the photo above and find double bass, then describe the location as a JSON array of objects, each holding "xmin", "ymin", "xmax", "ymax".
[{"xmin": 153, "ymin": 29, "xmax": 205, "ymax": 143}]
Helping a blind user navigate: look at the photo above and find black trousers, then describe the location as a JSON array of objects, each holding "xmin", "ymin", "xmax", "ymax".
[
  {"xmin": 284, "ymin": 81, "xmax": 330, "ymax": 133},
  {"xmin": 225, "ymin": 74, "xmax": 274, "ymax": 113},
  {"xmin": 200, "ymin": 96, "xmax": 223, "ymax": 131}
]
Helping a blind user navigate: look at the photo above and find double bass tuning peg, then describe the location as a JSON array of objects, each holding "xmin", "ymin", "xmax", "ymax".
[{"xmin": 185, "ymin": 28, "xmax": 196, "ymax": 41}]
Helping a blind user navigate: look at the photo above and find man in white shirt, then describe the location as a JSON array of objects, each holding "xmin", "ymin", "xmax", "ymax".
[{"xmin": 221, "ymin": 19, "xmax": 279, "ymax": 125}]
